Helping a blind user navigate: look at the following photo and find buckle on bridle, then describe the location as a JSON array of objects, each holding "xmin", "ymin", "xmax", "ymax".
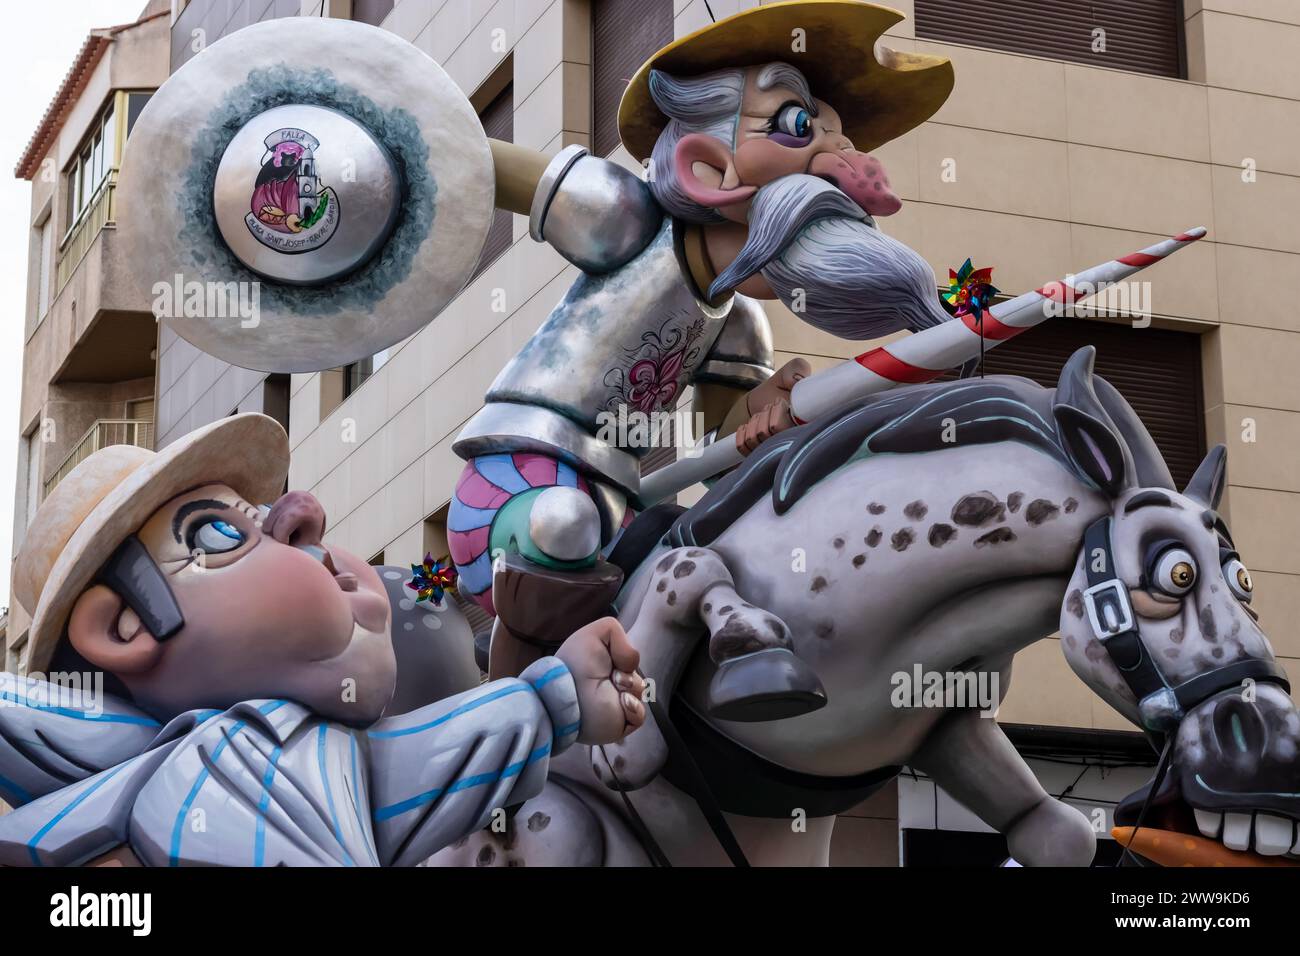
[{"xmin": 1083, "ymin": 578, "xmax": 1135, "ymax": 641}]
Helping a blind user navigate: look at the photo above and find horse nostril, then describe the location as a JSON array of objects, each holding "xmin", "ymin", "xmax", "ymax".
[{"xmin": 1211, "ymin": 695, "xmax": 1267, "ymax": 759}]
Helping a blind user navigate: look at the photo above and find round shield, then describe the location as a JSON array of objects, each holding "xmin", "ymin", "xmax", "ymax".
[{"xmin": 116, "ymin": 17, "xmax": 494, "ymax": 373}]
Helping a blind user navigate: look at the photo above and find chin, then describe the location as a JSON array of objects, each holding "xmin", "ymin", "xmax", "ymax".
[{"xmin": 299, "ymin": 620, "xmax": 399, "ymax": 726}]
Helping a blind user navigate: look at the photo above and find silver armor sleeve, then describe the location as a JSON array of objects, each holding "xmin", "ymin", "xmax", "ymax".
[
  {"xmin": 529, "ymin": 145, "xmax": 663, "ymax": 275},
  {"xmin": 694, "ymin": 295, "xmax": 776, "ymax": 389}
]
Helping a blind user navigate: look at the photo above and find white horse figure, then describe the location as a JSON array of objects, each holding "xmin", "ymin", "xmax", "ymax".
[{"xmin": 431, "ymin": 347, "xmax": 1296, "ymax": 867}]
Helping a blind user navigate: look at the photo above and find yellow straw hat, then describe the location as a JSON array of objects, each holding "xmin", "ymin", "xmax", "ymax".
[
  {"xmin": 13, "ymin": 414, "xmax": 289, "ymax": 674},
  {"xmin": 618, "ymin": 0, "xmax": 953, "ymax": 163}
]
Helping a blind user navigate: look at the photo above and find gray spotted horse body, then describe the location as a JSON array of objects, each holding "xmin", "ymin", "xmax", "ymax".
[{"xmin": 431, "ymin": 347, "xmax": 1299, "ymax": 867}]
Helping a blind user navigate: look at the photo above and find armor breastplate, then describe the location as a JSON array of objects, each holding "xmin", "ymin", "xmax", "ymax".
[{"xmin": 455, "ymin": 218, "xmax": 735, "ymax": 492}]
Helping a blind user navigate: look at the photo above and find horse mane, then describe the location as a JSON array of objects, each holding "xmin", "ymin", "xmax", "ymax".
[{"xmin": 668, "ymin": 370, "xmax": 1164, "ymax": 550}]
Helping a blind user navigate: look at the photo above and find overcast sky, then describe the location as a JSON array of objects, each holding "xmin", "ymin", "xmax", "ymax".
[{"xmin": 0, "ymin": 0, "xmax": 149, "ymax": 608}]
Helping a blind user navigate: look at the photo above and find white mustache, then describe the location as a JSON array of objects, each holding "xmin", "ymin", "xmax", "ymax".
[{"xmin": 711, "ymin": 174, "xmax": 950, "ymax": 340}]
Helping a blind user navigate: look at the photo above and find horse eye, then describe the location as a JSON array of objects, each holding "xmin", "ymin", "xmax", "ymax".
[
  {"xmin": 192, "ymin": 518, "xmax": 245, "ymax": 554},
  {"xmin": 1223, "ymin": 558, "xmax": 1253, "ymax": 602},
  {"xmin": 773, "ymin": 104, "xmax": 812, "ymax": 140},
  {"xmin": 1151, "ymin": 547, "xmax": 1197, "ymax": 596}
]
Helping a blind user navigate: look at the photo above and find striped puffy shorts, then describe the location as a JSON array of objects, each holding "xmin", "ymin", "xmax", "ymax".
[{"xmin": 449, "ymin": 452, "xmax": 625, "ymax": 616}]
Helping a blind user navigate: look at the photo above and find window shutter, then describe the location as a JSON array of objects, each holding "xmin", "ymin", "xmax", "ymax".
[
  {"xmin": 593, "ymin": 0, "xmax": 673, "ymax": 157},
  {"xmin": 945, "ymin": 318, "xmax": 1205, "ymax": 489},
  {"xmin": 915, "ymin": 0, "xmax": 1184, "ymax": 79},
  {"xmin": 475, "ymin": 83, "xmax": 514, "ymax": 277},
  {"xmin": 352, "ymin": 0, "xmax": 394, "ymax": 27}
]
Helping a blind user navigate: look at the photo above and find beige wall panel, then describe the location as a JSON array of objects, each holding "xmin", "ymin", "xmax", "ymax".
[
  {"xmin": 1250, "ymin": 571, "xmax": 1300, "ymax": 659},
  {"xmin": 1214, "ymin": 324, "xmax": 1300, "ymax": 412},
  {"xmin": 997, "ymin": 637, "xmax": 1134, "ymax": 732},
  {"xmin": 1208, "ymin": 87, "xmax": 1300, "ymax": 179},
  {"xmin": 1211, "ymin": 166, "xmax": 1300, "ymax": 255},
  {"xmin": 1220, "ymin": 486, "xmax": 1300, "ymax": 575},
  {"xmin": 1206, "ymin": 404, "xmax": 1300, "ymax": 495},
  {"xmin": 1064, "ymin": 65, "xmax": 1209, "ymax": 163},
  {"xmin": 1214, "ymin": 243, "xmax": 1300, "ymax": 334},
  {"xmin": 1197, "ymin": 9, "xmax": 1300, "ymax": 99},
  {"xmin": 1066, "ymin": 145, "xmax": 1215, "ymax": 238},
  {"xmin": 917, "ymin": 41, "xmax": 1067, "ymax": 142},
  {"xmin": 1187, "ymin": 0, "xmax": 1300, "ymax": 24},
  {"xmin": 916, "ymin": 125, "xmax": 1070, "ymax": 221}
]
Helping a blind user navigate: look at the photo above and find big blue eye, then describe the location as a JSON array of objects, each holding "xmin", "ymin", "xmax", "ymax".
[
  {"xmin": 193, "ymin": 519, "xmax": 245, "ymax": 554},
  {"xmin": 774, "ymin": 104, "xmax": 812, "ymax": 140}
]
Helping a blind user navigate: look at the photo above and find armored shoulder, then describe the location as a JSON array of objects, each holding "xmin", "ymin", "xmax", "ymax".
[{"xmin": 530, "ymin": 145, "xmax": 663, "ymax": 275}]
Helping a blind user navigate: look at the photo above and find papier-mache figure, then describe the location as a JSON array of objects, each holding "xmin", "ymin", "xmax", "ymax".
[
  {"xmin": 450, "ymin": 1, "xmax": 955, "ymax": 715},
  {"xmin": 0, "ymin": 414, "xmax": 645, "ymax": 867}
]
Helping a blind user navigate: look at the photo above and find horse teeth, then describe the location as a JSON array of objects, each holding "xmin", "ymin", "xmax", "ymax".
[
  {"xmin": 1253, "ymin": 814, "xmax": 1294, "ymax": 856},
  {"xmin": 1221, "ymin": 812, "xmax": 1252, "ymax": 851},
  {"xmin": 1194, "ymin": 809, "xmax": 1222, "ymax": 839}
]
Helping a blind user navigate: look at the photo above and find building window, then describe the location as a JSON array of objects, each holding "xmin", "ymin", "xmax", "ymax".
[
  {"xmin": 343, "ymin": 348, "xmax": 390, "ymax": 398},
  {"xmin": 352, "ymin": 0, "xmax": 394, "ymax": 26},
  {"xmin": 35, "ymin": 217, "xmax": 53, "ymax": 320},
  {"xmin": 592, "ymin": 0, "xmax": 673, "ymax": 157},
  {"xmin": 62, "ymin": 90, "xmax": 152, "ymax": 240},
  {"xmin": 915, "ymin": 0, "xmax": 1185, "ymax": 79},
  {"xmin": 474, "ymin": 82, "xmax": 514, "ymax": 278}
]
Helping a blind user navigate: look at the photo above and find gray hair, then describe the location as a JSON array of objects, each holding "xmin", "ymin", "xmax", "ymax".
[{"xmin": 646, "ymin": 62, "xmax": 818, "ymax": 224}]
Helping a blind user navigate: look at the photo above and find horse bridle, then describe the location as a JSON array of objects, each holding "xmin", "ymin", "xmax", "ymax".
[{"xmin": 1081, "ymin": 516, "xmax": 1290, "ymax": 737}]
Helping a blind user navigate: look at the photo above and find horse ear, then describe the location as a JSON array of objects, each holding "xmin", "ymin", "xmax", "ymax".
[
  {"xmin": 1053, "ymin": 405, "xmax": 1129, "ymax": 497},
  {"xmin": 1054, "ymin": 346, "xmax": 1130, "ymax": 497},
  {"xmin": 1184, "ymin": 444, "xmax": 1227, "ymax": 509}
]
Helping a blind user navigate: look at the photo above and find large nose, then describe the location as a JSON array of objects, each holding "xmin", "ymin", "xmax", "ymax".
[
  {"xmin": 262, "ymin": 490, "xmax": 327, "ymax": 549},
  {"xmin": 808, "ymin": 149, "xmax": 902, "ymax": 216}
]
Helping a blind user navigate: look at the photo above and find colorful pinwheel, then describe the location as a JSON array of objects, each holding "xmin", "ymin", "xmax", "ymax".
[
  {"xmin": 943, "ymin": 258, "xmax": 1000, "ymax": 320},
  {"xmin": 407, "ymin": 553, "xmax": 458, "ymax": 606}
]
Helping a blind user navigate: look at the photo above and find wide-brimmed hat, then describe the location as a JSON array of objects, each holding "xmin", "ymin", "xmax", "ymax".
[
  {"xmin": 618, "ymin": 0, "xmax": 954, "ymax": 162},
  {"xmin": 13, "ymin": 414, "xmax": 289, "ymax": 674}
]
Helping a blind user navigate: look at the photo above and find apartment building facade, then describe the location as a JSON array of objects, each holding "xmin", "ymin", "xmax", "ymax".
[
  {"xmin": 4, "ymin": 0, "xmax": 172, "ymax": 674},
  {"xmin": 9, "ymin": 0, "xmax": 1297, "ymax": 863}
]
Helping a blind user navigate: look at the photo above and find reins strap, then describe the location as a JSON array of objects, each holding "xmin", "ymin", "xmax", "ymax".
[
  {"xmin": 648, "ymin": 696, "xmax": 751, "ymax": 868},
  {"xmin": 597, "ymin": 745, "xmax": 672, "ymax": 868},
  {"xmin": 1117, "ymin": 734, "xmax": 1174, "ymax": 868}
]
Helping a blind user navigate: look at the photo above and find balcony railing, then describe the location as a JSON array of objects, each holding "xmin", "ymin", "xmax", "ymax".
[
  {"xmin": 56, "ymin": 177, "xmax": 115, "ymax": 295},
  {"xmin": 43, "ymin": 418, "xmax": 153, "ymax": 499}
]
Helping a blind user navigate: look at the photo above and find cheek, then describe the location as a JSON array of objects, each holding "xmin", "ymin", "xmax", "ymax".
[
  {"xmin": 175, "ymin": 546, "xmax": 353, "ymax": 649},
  {"xmin": 733, "ymin": 138, "xmax": 813, "ymax": 185}
]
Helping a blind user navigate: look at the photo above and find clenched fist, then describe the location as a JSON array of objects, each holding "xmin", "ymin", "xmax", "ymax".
[
  {"xmin": 734, "ymin": 357, "xmax": 810, "ymax": 456},
  {"xmin": 555, "ymin": 617, "xmax": 646, "ymax": 744}
]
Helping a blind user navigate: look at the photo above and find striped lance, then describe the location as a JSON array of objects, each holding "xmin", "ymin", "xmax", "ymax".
[{"xmin": 637, "ymin": 227, "xmax": 1207, "ymax": 506}]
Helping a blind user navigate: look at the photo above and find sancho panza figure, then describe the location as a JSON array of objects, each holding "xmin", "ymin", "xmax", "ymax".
[
  {"xmin": 0, "ymin": 415, "xmax": 646, "ymax": 866},
  {"xmin": 451, "ymin": 1, "xmax": 956, "ymax": 714}
]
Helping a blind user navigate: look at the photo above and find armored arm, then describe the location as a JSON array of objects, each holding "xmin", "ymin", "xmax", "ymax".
[
  {"xmin": 489, "ymin": 139, "xmax": 662, "ymax": 274},
  {"xmin": 691, "ymin": 296, "xmax": 777, "ymax": 440},
  {"xmin": 366, "ymin": 656, "xmax": 581, "ymax": 866}
]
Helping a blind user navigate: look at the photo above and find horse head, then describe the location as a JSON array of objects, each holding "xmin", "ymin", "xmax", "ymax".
[{"xmin": 1053, "ymin": 348, "xmax": 1297, "ymax": 864}]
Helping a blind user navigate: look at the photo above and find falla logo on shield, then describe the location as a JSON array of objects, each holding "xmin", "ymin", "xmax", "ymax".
[{"xmin": 245, "ymin": 126, "xmax": 341, "ymax": 254}]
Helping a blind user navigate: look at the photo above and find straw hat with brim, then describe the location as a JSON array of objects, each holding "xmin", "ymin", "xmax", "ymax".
[
  {"xmin": 618, "ymin": 0, "xmax": 954, "ymax": 163},
  {"xmin": 14, "ymin": 414, "xmax": 289, "ymax": 675}
]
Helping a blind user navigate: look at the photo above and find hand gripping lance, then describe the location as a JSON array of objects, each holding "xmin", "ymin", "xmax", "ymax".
[{"xmin": 637, "ymin": 227, "xmax": 1207, "ymax": 507}]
